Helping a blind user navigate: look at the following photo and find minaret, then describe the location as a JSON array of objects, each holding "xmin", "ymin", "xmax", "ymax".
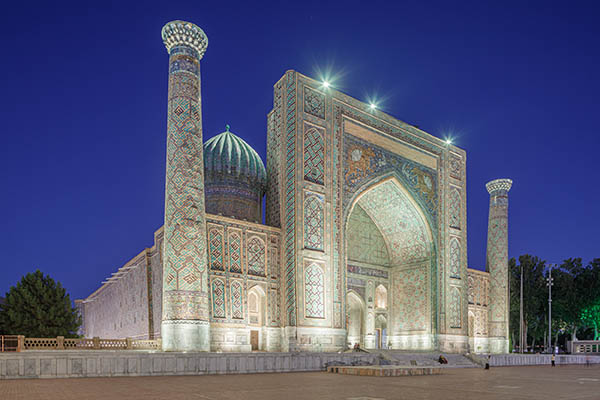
[
  {"xmin": 485, "ymin": 178, "xmax": 512, "ymax": 354},
  {"xmin": 160, "ymin": 20, "xmax": 210, "ymax": 351}
]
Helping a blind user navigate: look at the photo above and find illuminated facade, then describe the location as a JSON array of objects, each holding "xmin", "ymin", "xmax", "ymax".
[{"xmin": 78, "ymin": 20, "xmax": 512, "ymax": 354}]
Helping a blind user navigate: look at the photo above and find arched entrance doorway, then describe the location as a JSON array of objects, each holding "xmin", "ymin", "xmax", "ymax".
[
  {"xmin": 346, "ymin": 291, "xmax": 365, "ymax": 348},
  {"xmin": 248, "ymin": 285, "xmax": 266, "ymax": 351},
  {"xmin": 345, "ymin": 177, "xmax": 435, "ymax": 350}
]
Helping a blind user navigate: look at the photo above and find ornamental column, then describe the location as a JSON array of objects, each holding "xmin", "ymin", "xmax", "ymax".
[
  {"xmin": 485, "ymin": 178, "xmax": 512, "ymax": 354},
  {"xmin": 161, "ymin": 20, "xmax": 210, "ymax": 351}
]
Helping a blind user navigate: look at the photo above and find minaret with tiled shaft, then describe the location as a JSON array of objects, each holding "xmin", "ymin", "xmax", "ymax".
[
  {"xmin": 160, "ymin": 20, "xmax": 210, "ymax": 351},
  {"xmin": 485, "ymin": 178, "xmax": 513, "ymax": 354}
]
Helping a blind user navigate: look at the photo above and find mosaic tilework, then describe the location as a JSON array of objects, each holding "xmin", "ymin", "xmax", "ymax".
[
  {"xmin": 303, "ymin": 86, "xmax": 325, "ymax": 119},
  {"xmin": 247, "ymin": 236, "xmax": 266, "ymax": 276},
  {"xmin": 268, "ymin": 236, "xmax": 279, "ymax": 278},
  {"xmin": 162, "ymin": 39, "xmax": 209, "ymax": 322},
  {"xmin": 304, "ymin": 193, "xmax": 324, "ymax": 251},
  {"xmin": 303, "ymin": 126, "xmax": 325, "ymax": 185},
  {"xmin": 347, "ymin": 264, "xmax": 389, "ymax": 279},
  {"xmin": 231, "ymin": 280, "xmax": 243, "ymax": 319},
  {"xmin": 266, "ymin": 82, "xmax": 283, "ymax": 228},
  {"xmin": 208, "ymin": 226, "xmax": 224, "ymax": 271},
  {"xmin": 392, "ymin": 266, "xmax": 428, "ymax": 332},
  {"xmin": 357, "ymin": 180, "xmax": 431, "ymax": 265},
  {"xmin": 449, "ymin": 189, "xmax": 461, "ymax": 229},
  {"xmin": 269, "ymin": 287, "xmax": 279, "ymax": 325},
  {"xmin": 449, "ymin": 287, "xmax": 461, "ymax": 328},
  {"xmin": 304, "ymin": 263, "xmax": 325, "ymax": 318},
  {"xmin": 449, "ymin": 238, "xmax": 460, "ymax": 279},
  {"xmin": 228, "ymin": 231, "xmax": 242, "ymax": 273},
  {"xmin": 343, "ymin": 135, "xmax": 437, "ymax": 223},
  {"xmin": 284, "ymin": 72, "xmax": 297, "ymax": 326},
  {"xmin": 467, "ymin": 276, "xmax": 475, "ymax": 304},
  {"xmin": 347, "ymin": 204, "xmax": 390, "ymax": 266},
  {"xmin": 449, "ymin": 154, "xmax": 462, "ymax": 180},
  {"xmin": 332, "ymin": 105, "xmax": 344, "ymax": 329},
  {"xmin": 211, "ymin": 278, "xmax": 226, "ymax": 318}
]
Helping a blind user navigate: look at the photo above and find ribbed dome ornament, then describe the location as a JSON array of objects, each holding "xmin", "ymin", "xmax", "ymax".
[
  {"xmin": 203, "ymin": 125, "xmax": 267, "ymax": 187},
  {"xmin": 161, "ymin": 20, "xmax": 208, "ymax": 58}
]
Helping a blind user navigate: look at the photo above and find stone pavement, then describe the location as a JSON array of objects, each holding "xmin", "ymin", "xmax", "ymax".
[{"xmin": 0, "ymin": 365, "xmax": 599, "ymax": 400}]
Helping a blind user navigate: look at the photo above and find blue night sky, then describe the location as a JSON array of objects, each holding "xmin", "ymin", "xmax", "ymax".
[{"xmin": 1, "ymin": 0, "xmax": 598, "ymax": 300}]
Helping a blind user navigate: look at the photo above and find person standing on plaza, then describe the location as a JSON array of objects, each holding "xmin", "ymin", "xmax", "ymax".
[{"xmin": 551, "ymin": 353, "xmax": 556, "ymax": 367}]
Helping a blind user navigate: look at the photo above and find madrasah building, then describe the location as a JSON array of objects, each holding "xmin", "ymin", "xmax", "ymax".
[{"xmin": 76, "ymin": 20, "xmax": 513, "ymax": 354}]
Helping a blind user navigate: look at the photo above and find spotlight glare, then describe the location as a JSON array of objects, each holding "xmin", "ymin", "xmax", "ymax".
[
  {"xmin": 322, "ymin": 81, "xmax": 330, "ymax": 88},
  {"xmin": 445, "ymin": 138, "xmax": 453, "ymax": 145},
  {"xmin": 369, "ymin": 103, "xmax": 377, "ymax": 110}
]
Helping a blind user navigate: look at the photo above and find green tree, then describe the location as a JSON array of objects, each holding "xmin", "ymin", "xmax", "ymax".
[
  {"xmin": 509, "ymin": 255, "xmax": 547, "ymax": 351},
  {"xmin": 0, "ymin": 270, "xmax": 81, "ymax": 337}
]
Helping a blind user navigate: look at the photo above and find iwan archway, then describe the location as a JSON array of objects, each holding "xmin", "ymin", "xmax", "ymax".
[{"xmin": 345, "ymin": 177, "xmax": 436, "ymax": 350}]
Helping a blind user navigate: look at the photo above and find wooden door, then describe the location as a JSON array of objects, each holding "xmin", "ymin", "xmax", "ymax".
[{"xmin": 251, "ymin": 330, "xmax": 259, "ymax": 351}]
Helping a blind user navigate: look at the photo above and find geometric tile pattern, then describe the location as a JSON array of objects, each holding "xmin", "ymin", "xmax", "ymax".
[
  {"xmin": 449, "ymin": 189, "xmax": 461, "ymax": 229},
  {"xmin": 228, "ymin": 231, "xmax": 242, "ymax": 273},
  {"xmin": 304, "ymin": 193, "xmax": 324, "ymax": 251},
  {"xmin": 211, "ymin": 278, "xmax": 226, "ymax": 318},
  {"xmin": 247, "ymin": 236, "xmax": 266, "ymax": 276},
  {"xmin": 208, "ymin": 227, "xmax": 224, "ymax": 271},
  {"xmin": 485, "ymin": 179, "xmax": 512, "ymax": 338},
  {"xmin": 357, "ymin": 180, "xmax": 430, "ymax": 265},
  {"xmin": 303, "ymin": 127, "xmax": 325, "ymax": 185},
  {"xmin": 304, "ymin": 263, "xmax": 325, "ymax": 318},
  {"xmin": 449, "ymin": 238, "xmax": 460, "ymax": 279},
  {"xmin": 284, "ymin": 72, "xmax": 297, "ymax": 326},
  {"xmin": 231, "ymin": 280, "xmax": 243, "ymax": 319},
  {"xmin": 449, "ymin": 287, "xmax": 461, "ymax": 328},
  {"xmin": 347, "ymin": 204, "xmax": 390, "ymax": 266},
  {"xmin": 162, "ymin": 41, "xmax": 209, "ymax": 322},
  {"xmin": 266, "ymin": 86, "xmax": 282, "ymax": 228},
  {"xmin": 303, "ymin": 86, "xmax": 325, "ymax": 119},
  {"xmin": 392, "ymin": 266, "xmax": 428, "ymax": 332}
]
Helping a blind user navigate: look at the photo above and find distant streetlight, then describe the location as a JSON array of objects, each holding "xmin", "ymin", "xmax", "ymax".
[{"xmin": 547, "ymin": 264, "xmax": 555, "ymax": 353}]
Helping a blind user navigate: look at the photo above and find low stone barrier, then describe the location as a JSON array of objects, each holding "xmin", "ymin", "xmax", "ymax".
[
  {"xmin": 490, "ymin": 354, "xmax": 600, "ymax": 367},
  {"xmin": 0, "ymin": 351, "xmax": 377, "ymax": 380}
]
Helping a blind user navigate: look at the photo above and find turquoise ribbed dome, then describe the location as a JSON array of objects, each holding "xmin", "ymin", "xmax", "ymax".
[{"xmin": 203, "ymin": 125, "xmax": 267, "ymax": 188}]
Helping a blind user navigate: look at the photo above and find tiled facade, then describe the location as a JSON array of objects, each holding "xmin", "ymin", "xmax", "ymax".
[{"xmin": 78, "ymin": 20, "xmax": 512, "ymax": 354}]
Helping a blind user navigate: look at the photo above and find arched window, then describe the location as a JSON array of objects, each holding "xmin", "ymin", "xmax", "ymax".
[{"xmin": 375, "ymin": 285, "xmax": 387, "ymax": 309}]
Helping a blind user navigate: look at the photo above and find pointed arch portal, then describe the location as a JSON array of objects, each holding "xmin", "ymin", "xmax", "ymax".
[{"xmin": 345, "ymin": 177, "xmax": 435, "ymax": 350}]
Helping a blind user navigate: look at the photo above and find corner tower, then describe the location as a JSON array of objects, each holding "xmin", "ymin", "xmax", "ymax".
[
  {"xmin": 485, "ymin": 178, "xmax": 512, "ymax": 353},
  {"xmin": 161, "ymin": 20, "xmax": 210, "ymax": 351}
]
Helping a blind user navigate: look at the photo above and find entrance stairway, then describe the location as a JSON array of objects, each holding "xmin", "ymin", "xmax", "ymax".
[{"xmin": 372, "ymin": 350, "xmax": 479, "ymax": 368}]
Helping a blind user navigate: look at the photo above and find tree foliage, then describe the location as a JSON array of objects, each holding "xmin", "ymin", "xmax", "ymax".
[
  {"xmin": 0, "ymin": 270, "xmax": 81, "ymax": 337},
  {"xmin": 510, "ymin": 256, "xmax": 600, "ymax": 351}
]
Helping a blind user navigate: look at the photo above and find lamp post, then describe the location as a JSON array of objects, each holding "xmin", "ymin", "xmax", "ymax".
[{"xmin": 546, "ymin": 264, "xmax": 554, "ymax": 354}]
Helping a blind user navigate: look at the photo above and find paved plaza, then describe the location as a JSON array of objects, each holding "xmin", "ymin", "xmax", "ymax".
[{"xmin": 1, "ymin": 365, "xmax": 599, "ymax": 400}]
